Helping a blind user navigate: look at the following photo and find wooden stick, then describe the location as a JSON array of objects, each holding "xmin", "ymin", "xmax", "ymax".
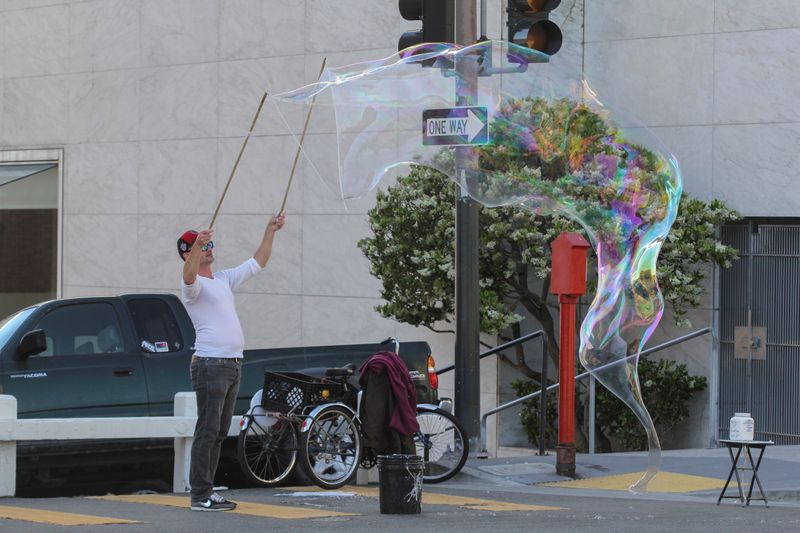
[
  {"xmin": 209, "ymin": 91, "xmax": 268, "ymax": 229},
  {"xmin": 279, "ymin": 57, "xmax": 328, "ymax": 213}
]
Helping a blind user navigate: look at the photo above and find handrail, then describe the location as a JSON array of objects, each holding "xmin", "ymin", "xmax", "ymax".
[
  {"xmin": 479, "ymin": 327, "xmax": 713, "ymax": 453},
  {"xmin": 436, "ymin": 329, "xmax": 545, "ymax": 375},
  {"xmin": 435, "ymin": 329, "xmax": 549, "ymax": 456}
]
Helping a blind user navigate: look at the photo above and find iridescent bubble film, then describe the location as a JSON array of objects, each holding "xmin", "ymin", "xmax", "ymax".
[{"xmin": 269, "ymin": 40, "xmax": 682, "ymax": 491}]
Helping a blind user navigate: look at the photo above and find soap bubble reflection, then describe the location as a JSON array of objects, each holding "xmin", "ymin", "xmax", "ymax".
[{"xmin": 269, "ymin": 41, "xmax": 682, "ymax": 491}]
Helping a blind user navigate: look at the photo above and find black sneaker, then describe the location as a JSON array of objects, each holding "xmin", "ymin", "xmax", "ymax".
[
  {"xmin": 190, "ymin": 495, "xmax": 236, "ymax": 512},
  {"xmin": 210, "ymin": 492, "xmax": 236, "ymax": 508}
]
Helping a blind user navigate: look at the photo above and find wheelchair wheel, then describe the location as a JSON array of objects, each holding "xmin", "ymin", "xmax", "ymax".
[
  {"xmin": 298, "ymin": 405, "xmax": 362, "ymax": 489},
  {"xmin": 414, "ymin": 407, "xmax": 468, "ymax": 483},
  {"xmin": 237, "ymin": 415, "xmax": 298, "ymax": 487}
]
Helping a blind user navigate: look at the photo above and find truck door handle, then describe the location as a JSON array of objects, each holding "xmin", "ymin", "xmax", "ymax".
[{"xmin": 113, "ymin": 368, "xmax": 134, "ymax": 377}]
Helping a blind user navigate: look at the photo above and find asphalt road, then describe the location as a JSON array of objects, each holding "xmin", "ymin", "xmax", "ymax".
[
  {"xmin": 6, "ymin": 446, "xmax": 800, "ymax": 532},
  {"xmin": 2, "ymin": 481, "xmax": 799, "ymax": 532}
]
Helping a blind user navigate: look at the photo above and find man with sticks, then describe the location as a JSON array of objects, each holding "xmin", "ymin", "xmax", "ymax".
[
  {"xmin": 176, "ymin": 58, "xmax": 323, "ymax": 510},
  {"xmin": 176, "ymin": 89, "xmax": 287, "ymax": 511},
  {"xmin": 178, "ymin": 211, "xmax": 286, "ymax": 511}
]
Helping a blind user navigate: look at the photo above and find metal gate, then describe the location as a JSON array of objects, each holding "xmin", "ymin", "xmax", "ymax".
[{"xmin": 719, "ymin": 222, "xmax": 800, "ymax": 444}]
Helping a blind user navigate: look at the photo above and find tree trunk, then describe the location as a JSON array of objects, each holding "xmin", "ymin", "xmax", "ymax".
[
  {"xmin": 513, "ymin": 273, "xmax": 560, "ymax": 373},
  {"xmin": 496, "ymin": 321, "xmax": 542, "ymax": 381}
]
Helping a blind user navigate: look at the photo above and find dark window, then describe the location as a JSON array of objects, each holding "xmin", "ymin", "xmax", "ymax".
[
  {"xmin": 127, "ymin": 298, "xmax": 184, "ymax": 353},
  {"xmin": 0, "ymin": 163, "xmax": 58, "ymax": 319},
  {"xmin": 35, "ymin": 303, "xmax": 124, "ymax": 356}
]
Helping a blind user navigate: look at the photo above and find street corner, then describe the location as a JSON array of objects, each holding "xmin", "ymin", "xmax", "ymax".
[
  {"xmin": 469, "ymin": 460, "xmax": 566, "ymax": 485},
  {"xmin": 539, "ymin": 471, "xmax": 727, "ymax": 494}
]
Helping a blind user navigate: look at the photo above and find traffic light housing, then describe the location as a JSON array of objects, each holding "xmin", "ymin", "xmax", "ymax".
[
  {"xmin": 506, "ymin": 0, "xmax": 563, "ymax": 56},
  {"xmin": 398, "ymin": 0, "xmax": 455, "ymax": 52}
]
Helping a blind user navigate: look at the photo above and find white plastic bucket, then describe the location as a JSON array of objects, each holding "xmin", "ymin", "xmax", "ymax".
[{"xmin": 730, "ymin": 412, "xmax": 754, "ymax": 441}]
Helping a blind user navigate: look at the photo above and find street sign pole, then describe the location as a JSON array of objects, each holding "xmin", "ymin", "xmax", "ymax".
[{"xmin": 454, "ymin": 0, "xmax": 480, "ymax": 456}]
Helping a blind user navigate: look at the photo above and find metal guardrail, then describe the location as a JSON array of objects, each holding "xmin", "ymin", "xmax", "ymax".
[
  {"xmin": 479, "ymin": 327, "xmax": 713, "ymax": 454},
  {"xmin": 0, "ymin": 392, "xmax": 238, "ymax": 497}
]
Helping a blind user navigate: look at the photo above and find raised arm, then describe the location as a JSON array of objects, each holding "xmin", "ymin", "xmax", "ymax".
[
  {"xmin": 254, "ymin": 212, "xmax": 286, "ymax": 268},
  {"xmin": 183, "ymin": 229, "xmax": 213, "ymax": 284}
]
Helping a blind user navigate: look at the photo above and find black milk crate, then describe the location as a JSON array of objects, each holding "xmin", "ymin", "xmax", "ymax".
[{"xmin": 261, "ymin": 371, "xmax": 347, "ymax": 413}]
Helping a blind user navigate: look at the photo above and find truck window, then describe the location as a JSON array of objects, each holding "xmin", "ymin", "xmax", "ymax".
[
  {"xmin": 126, "ymin": 298, "xmax": 184, "ymax": 353},
  {"xmin": 34, "ymin": 303, "xmax": 125, "ymax": 356}
]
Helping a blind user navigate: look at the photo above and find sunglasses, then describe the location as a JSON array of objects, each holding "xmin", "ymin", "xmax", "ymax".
[{"xmin": 200, "ymin": 241, "xmax": 214, "ymax": 252}]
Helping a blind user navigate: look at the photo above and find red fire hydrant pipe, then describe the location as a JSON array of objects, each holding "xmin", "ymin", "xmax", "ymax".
[
  {"xmin": 558, "ymin": 294, "xmax": 578, "ymax": 449},
  {"xmin": 550, "ymin": 232, "xmax": 590, "ymax": 476}
]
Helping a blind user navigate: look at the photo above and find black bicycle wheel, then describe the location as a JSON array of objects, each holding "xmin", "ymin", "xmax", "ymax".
[
  {"xmin": 237, "ymin": 415, "xmax": 298, "ymax": 487},
  {"xmin": 298, "ymin": 405, "xmax": 362, "ymax": 489},
  {"xmin": 414, "ymin": 407, "xmax": 468, "ymax": 483}
]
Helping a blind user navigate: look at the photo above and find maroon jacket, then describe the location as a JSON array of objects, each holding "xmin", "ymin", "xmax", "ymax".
[{"xmin": 359, "ymin": 351, "xmax": 420, "ymax": 435}]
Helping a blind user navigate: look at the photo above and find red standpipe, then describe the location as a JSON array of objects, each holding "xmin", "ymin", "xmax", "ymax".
[
  {"xmin": 557, "ymin": 293, "xmax": 578, "ymax": 473},
  {"xmin": 549, "ymin": 232, "xmax": 590, "ymax": 476}
]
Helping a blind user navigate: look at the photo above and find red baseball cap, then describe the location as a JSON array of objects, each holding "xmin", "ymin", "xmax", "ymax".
[{"xmin": 177, "ymin": 230, "xmax": 198, "ymax": 257}]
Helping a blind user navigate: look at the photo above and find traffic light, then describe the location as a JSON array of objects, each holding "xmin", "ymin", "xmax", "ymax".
[
  {"xmin": 398, "ymin": 0, "xmax": 455, "ymax": 52},
  {"xmin": 506, "ymin": 0, "xmax": 563, "ymax": 56}
]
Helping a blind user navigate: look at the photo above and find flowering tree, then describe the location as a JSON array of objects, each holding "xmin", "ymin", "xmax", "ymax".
[
  {"xmin": 359, "ymin": 98, "xmax": 738, "ymax": 380},
  {"xmin": 359, "ymin": 167, "xmax": 736, "ymax": 377}
]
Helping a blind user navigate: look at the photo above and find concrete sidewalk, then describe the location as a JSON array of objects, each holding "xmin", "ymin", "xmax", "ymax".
[{"xmin": 453, "ymin": 444, "xmax": 800, "ymax": 504}]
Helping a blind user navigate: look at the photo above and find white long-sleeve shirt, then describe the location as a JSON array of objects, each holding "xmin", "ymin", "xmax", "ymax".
[{"xmin": 180, "ymin": 258, "xmax": 261, "ymax": 358}]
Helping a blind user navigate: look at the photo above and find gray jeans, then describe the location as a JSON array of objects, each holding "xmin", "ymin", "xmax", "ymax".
[{"xmin": 189, "ymin": 356, "xmax": 241, "ymax": 501}]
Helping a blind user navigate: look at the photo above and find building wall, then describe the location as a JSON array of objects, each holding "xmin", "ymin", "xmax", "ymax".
[
  {"xmin": 2, "ymin": 0, "xmax": 792, "ymax": 453},
  {"xmin": 0, "ymin": 0, "xmax": 501, "ymax": 448},
  {"xmin": 0, "ymin": 0, "xmax": 431, "ymax": 342},
  {"xmin": 584, "ymin": 0, "xmax": 800, "ymax": 215},
  {"xmin": 497, "ymin": 0, "xmax": 800, "ymax": 451},
  {"xmin": 580, "ymin": 0, "xmax": 800, "ymax": 448}
]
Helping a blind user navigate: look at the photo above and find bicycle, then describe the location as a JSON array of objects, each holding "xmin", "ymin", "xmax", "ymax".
[{"xmin": 237, "ymin": 338, "xmax": 468, "ymax": 489}]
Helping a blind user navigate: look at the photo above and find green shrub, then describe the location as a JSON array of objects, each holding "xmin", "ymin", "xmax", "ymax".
[
  {"xmin": 512, "ymin": 358, "xmax": 707, "ymax": 452},
  {"xmin": 595, "ymin": 358, "xmax": 707, "ymax": 451},
  {"xmin": 510, "ymin": 379, "xmax": 558, "ymax": 449}
]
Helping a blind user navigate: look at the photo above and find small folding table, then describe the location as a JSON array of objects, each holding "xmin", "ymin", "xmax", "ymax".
[{"xmin": 717, "ymin": 439, "xmax": 774, "ymax": 507}]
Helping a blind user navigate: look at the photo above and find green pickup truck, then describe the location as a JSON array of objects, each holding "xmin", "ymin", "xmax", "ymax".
[{"xmin": 0, "ymin": 294, "xmax": 438, "ymax": 491}]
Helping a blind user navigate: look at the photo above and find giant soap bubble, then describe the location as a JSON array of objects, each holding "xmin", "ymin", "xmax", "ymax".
[{"xmin": 268, "ymin": 40, "xmax": 682, "ymax": 491}]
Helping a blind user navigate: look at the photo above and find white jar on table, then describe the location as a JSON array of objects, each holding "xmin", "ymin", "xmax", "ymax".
[{"xmin": 730, "ymin": 412, "xmax": 754, "ymax": 441}]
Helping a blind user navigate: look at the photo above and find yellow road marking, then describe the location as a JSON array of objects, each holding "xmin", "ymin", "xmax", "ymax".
[
  {"xmin": 283, "ymin": 486, "xmax": 565, "ymax": 512},
  {"xmin": 0, "ymin": 504, "xmax": 140, "ymax": 526},
  {"xmin": 422, "ymin": 493, "xmax": 564, "ymax": 512},
  {"xmin": 540, "ymin": 471, "xmax": 728, "ymax": 493},
  {"xmin": 94, "ymin": 494, "xmax": 357, "ymax": 519}
]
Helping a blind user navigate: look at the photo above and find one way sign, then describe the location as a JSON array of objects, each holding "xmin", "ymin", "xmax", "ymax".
[{"xmin": 422, "ymin": 106, "xmax": 489, "ymax": 146}]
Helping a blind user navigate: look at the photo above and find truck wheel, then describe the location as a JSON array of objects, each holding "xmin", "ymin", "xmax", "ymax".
[
  {"xmin": 298, "ymin": 405, "xmax": 361, "ymax": 490},
  {"xmin": 414, "ymin": 407, "xmax": 468, "ymax": 483},
  {"xmin": 237, "ymin": 417, "xmax": 298, "ymax": 487}
]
